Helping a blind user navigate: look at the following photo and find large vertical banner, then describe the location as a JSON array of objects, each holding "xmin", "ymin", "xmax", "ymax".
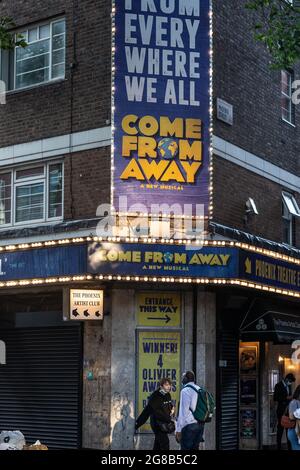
[
  {"xmin": 137, "ymin": 330, "xmax": 181, "ymax": 432},
  {"xmin": 113, "ymin": 0, "xmax": 211, "ymax": 216}
]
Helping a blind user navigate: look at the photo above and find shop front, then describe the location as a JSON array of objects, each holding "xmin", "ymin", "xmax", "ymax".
[
  {"xmin": 87, "ymin": 237, "xmax": 300, "ymax": 449},
  {"xmin": 0, "ymin": 239, "xmax": 98, "ymax": 449},
  {"xmin": 217, "ymin": 292, "xmax": 300, "ymax": 450},
  {"xmin": 1, "ymin": 237, "xmax": 300, "ymax": 450}
]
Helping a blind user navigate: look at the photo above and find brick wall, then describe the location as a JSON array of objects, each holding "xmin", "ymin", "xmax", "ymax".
[
  {"xmin": 213, "ymin": 0, "xmax": 300, "ymax": 176},
  {"xmin": 0, "ymin": 0, "xmax": 111, "ymax": 148},
  {"xmin": 213, "ymin": 156, "xmax": 300, "ymax": 245},
  {"xmin": 1, "ymin": 0, "xmax": 299, "ymax": 249},
  {"xmin": 63, "ymin": 146, "xmax": 111, "ymax": 221}
]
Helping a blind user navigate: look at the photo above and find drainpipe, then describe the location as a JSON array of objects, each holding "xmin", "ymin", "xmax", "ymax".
[{"xmin": 193, "ymin": 286, "xmax": 198, "ymax": 381}]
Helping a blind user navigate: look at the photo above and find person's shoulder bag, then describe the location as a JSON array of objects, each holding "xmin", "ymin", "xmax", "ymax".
[
  {"xmin": 281, "ymin": 405, "xmax": 296, "ymax": 429},
  {"xmin": 156, "ymin": 419, "xmax": 175, "ymax": 434}
]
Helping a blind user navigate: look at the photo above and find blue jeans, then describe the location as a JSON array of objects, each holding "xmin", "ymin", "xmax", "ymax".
[
  {"xmin": 181, "ymin": 422, "xmax": 204, "ymax": 450},
  {"xmin": 288, "ymin": 429, "xmax": 300, "ymax": 450}
]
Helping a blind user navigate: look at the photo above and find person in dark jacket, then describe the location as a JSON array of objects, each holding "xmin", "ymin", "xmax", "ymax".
[
  {"xmin": 135, "ymin": 378, "xmax": 174, "ymax": 450},
  {"xmin": 274, "ymin": 373, "xmax": 296, "ymax": 450}
]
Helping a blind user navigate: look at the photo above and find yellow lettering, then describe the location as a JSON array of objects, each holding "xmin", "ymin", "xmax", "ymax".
[
  {"xmin": 179, "ymin": 140, "xmax": 202, "ymax": 161},
  {"xmin": 160, "ymin": 117, "xmax": 184, "ymax": 138},
  {"xmin": 139, "ymin": 160, "xmax": 169, "ymax": 180},
  {"xmin": 132, "ymin": 252, "xmax": 141, "ymax": 262},
  {"xmin": 198, "ymin": 254, "xmax": 213, "ymax": 265},
  {"xmin": 120, "ymin": 160, "xmax": 145, "ymax": 180},
  {"xmin": 181, "ymin": 162, "xmax": 201, "ymax": 183},
  {"xmin": 161, "ymin": 161, "xmax": 185, "ymax": 183},
  {"xmin": 139, "ymin": 116, "xmax": 159, "ymax": 136},
  {"xmin": 186, "ymin": 119, "xmax": 201, "ymax": 139},
  {"xmin": 118, "ymin": 251, "xmax": 132, "ymax": 262},
  {"xmin": 122, "ymin": 114, "xmax": 138, "ymax": 135},
  {"xmin": 210, "ymin": 255, "xmax": 222, "ymax": 266},
  {"xmin": 189, "ymin": 253, "xmax": 201, "ymax": 265},
  {"xmin": 122, "ymin": 136, "xmax": 138, "ymax": 156},
  {"xmin": 145, "ymin": 252, "xmax": 153, "ymax": 262},
  {"xmin": 107, "ymin": 250, "xmax": 119, "ymax": 262},
  {"xmin": 138, "ymin": 137, "xmax": 157, "ymax": 158},
  {"xmin": 220, "ymin": 255, "xmax": 230, "ymax": 266},
  {"xmin": 174, "ymin": 253, "xmax": 187, "ymax": 264},
  {"xmin": 153, "ymin": 252, "xmax": 163, "ymax": 263}
]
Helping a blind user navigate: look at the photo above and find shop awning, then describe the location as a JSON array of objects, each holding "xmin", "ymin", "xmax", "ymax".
[{"xmin": 240, "ymin": 311, "xmax": 300, "ymax": 344}]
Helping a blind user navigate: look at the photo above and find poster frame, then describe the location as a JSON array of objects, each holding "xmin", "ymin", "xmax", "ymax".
[{"xmin": 135, "ymin": 327, "xmax": 183, "ymax": 434}]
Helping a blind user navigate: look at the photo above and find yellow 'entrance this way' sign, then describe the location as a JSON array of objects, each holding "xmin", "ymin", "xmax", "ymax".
[{"xmin": 137, "ymin": 292, "xmax": 181, "ymax": 327}]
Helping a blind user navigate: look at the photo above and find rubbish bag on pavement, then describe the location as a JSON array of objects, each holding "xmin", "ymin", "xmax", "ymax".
[{"xmin": 0, "ymin": 431, "xmax": 26, "ymax": 450}]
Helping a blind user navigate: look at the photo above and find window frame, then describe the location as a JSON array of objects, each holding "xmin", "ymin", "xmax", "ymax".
[
  {"xmin": 282, "ymin": 201, "xmax": 294, "ymax": 246},
  {"xmin": 282, "ymin": 192, "xmax": 299, "ymax": 246},
  {"xmin": 282, "ymin": 191, "xmax": 300, "ymax": 217},
  {"xmin": 0, "ymin": 171, "xmax": 13, "ymax": 228},
  {"xmin": 0, "ymin": 160, "xmax": 64, "ymax": 229},
  {"xmin": 13, "ymin": 18, "xmax": 66, "ymax": 92},
  {"xmin": 281, "ymin": 70, "xmax": 295, "ymax": 126}
]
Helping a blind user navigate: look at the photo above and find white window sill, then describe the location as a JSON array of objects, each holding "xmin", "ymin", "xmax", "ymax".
[
  {"xmin": 281, "ymin": 118, "xmax": 296, "ymax": 128},
  {"xmin": 5, "ymin": 78, "xmax": 67, "ymax": 97},
  {"xmin": 0, "ymin": 218, "xmax": 63, "ymax": 231}
]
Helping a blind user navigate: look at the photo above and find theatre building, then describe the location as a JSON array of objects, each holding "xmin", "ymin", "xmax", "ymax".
[{"xmin": 0, "ymin": 0, "xmax": 299, "ymax": 451}]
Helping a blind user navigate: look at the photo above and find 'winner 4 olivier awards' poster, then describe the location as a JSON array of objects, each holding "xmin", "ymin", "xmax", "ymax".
[
  {"xmin": 113, "ymin": 0, "xmax": 210, "ymax": 215},
  {"xmin": 137, "ymin": 330, "xmax": 181, "ymax": 432}
]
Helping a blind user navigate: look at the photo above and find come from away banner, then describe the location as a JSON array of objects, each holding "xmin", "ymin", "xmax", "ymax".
[
  {"xmin": 88, "ymin": 242, "xmax": 238, "ymax": 278},
  {"xmin": 113, "ymin": 0, "xmax": 211, "ymax": 215},
  {"xmin": 88, "ymin": 241, "xmax": 300, "ymax": 294}
]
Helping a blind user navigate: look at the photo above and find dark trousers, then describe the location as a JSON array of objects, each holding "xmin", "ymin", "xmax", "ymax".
[
  {"xmin": 153, "ymin": 432, "xmax": 169, "ymax": 451},
  {"xmin": 181, "ymin": 422, "xmax": 205, "ymax": 451},
  {"xmin": 277, "ymin": 417, "xmax": 292, "ymax": 451}
]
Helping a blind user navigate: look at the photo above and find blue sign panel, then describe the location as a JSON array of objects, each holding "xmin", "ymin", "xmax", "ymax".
[
  {"xmin": 240, "ymin": 250, "xmax": 300, "ymax": 293},
  {"xmin": 113, "ymin": 0, "xmax": 211, "ymax": 216},
  {"xmin": 88, "ymin": 242, "xmax": 238, "ymax": 278},
  {"xmin": 0, "ymin": 244, "xmax": 87, "ymax": 281}
]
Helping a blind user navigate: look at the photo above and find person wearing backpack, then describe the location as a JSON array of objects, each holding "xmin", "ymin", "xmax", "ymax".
[{"xmin": 176, "ymin": 371, "xmax": 215, "ymax": 450}]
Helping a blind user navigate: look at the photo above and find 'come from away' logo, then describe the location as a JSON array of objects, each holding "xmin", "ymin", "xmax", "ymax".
[
  {"xmin": 120, "ymin": 115, "xmax": 203, "ymax": 184},
  {"xmin": 97, "ymin": 249, "xmax": 231, "ymax": 267}
]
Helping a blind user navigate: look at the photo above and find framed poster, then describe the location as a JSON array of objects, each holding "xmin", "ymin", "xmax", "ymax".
[
  {"xmin": 240, "ymin": 409, "xmax": 256, "ymax": 439},
  {"xmin": 240, "ymin": 346, "xmax": 257, "ymax": 374},
  {"xmin": 240, "ymin": 378, "xmax": 257, "ymax": 405},
  {"xmin": 136, "ymin": 330, "xmax": 181, "ymax": 432},
  {"xmin": 136, "ymin": 292, "xmax": 181, "ymax": 328}
]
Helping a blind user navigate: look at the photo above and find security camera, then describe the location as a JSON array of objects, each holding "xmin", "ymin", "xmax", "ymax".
[{"xmin": 245, "ymin": 198, "xmax": 259, "ymax": 215}]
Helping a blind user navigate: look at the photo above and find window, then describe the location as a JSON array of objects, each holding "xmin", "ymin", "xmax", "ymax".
[
  {"xmin": 0, "ymin": 162, "xmax": 63, "ymax": 228},
  {"xmin": 0, "ymin": 18, "xmax": 66, "ymax": 91},
  {"xmin": 282, "ymin": 192, "xmax": 300, "ymax": 245},
  {"xmin": 281, "ymin": 70, "xmax": 295, "ymax": 125}
]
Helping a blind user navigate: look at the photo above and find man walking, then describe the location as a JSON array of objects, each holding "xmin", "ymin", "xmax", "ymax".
[
  {"xmin": 176, "ymin": 371, "xmax": 205, "ymax": 450},
  {"xmin": 274, "ymin": 373, "xmax": 296, "ymax": 450}
]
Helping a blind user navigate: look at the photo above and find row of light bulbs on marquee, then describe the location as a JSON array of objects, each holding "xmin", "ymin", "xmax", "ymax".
[
  {"xmin": 0, "ymin": 236, "xmax": 300, "ymax": 266},
  {"xmin": 1, "ymin": 273, "xmax": 298, "ymax": 300}
]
